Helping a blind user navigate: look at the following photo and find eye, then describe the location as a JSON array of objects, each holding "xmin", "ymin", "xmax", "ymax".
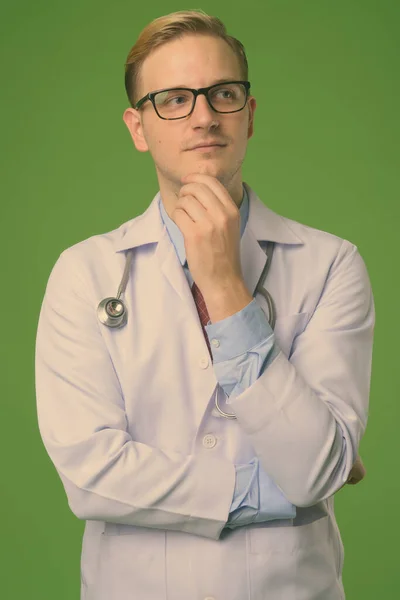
[
  {"xmin": 213, "ymin": 89, "xmax": 234, "ymax": 99},
  {"xmin": 155, "ymin": 89, "xmax": 193, "ymax": 107},
  {"xmin": 167, "ymin": 95, "xmax": 189, "ymax": 105},
  {"xmin": 212, "ymin": 88, "xmax": 237, "ymax": 100}
]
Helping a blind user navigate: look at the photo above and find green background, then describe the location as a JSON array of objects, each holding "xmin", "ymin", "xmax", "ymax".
[{"xmin": 1, "ymin": 0, "xmax": 398, "ymax": 597}]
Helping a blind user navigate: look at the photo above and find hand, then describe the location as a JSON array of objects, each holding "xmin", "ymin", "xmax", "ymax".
[
  {"xmin": 171, "ymin": 173, "xmax": 243, "ymax": 295},
  {"xmin": 346, "ymin": 454, "xmax": 366, "ymax": 485}
]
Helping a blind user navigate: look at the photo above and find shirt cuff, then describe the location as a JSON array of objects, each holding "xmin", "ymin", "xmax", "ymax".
[{"xmin": 205, "ymin": 298, "xmax": 274, "ymax": 363}]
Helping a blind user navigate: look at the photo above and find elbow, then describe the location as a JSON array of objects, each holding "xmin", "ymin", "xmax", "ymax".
[
  {"xmin": 283, "ymin": 458, "xmax": 350, "ymax": 508},
  {"xmin": 285, "ymin": 489, "xmax": 320, "ymax": 508},
  {"xmin": 291, "ymin": 430, "xmax": 353, "ymax": 507},
  {"xmin": 284, "ymin": 485, "xmax": 334, "ymax": 508},
  {"xmin": 289, "ymin": 479, "xmax": 348, "ymax": 507},
  {"xmin": 288, "ymin": 491, "xmax": 325, "ymax": 508},
  {"xmin": 65, "ymin": 493, "xmax": 92, "ymax": 521},
  {"xmin": 284, "ymin": 467, "xmax": 350, "ymax": 508}
]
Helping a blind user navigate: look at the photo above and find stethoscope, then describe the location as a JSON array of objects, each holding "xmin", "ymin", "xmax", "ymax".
[{"xmin": 97, "ymin": 241, "xmax": 276, "ymax": 419}]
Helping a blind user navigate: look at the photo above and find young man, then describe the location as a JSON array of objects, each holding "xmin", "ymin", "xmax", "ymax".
[{"xmin": 35, "ymin": 10, "xmax": 373, "ymax": 600}]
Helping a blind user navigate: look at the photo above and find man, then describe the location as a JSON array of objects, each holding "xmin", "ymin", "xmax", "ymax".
[{"xmin": 35, "ymin": 10, "xmax": 374, "ymax": 600}]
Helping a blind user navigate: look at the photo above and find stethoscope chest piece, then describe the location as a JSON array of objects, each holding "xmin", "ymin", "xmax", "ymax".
[{"xmin": 97, "ymin": 297, "xmax": 127, "ymax": 328}]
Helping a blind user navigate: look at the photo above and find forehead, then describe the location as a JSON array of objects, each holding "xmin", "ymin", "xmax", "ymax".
[{"xmin": 140, "ymin": 34, "xmax": 242, "ymax": 91}]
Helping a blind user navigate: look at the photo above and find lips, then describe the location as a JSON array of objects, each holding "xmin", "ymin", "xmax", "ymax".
[{"xmin": 190, "ymin": 144, "xmax": 225, "ymax": 150}]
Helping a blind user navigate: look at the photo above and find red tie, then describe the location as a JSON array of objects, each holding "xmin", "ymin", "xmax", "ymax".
[{"xmin": 191, "ymin": 281, "xmax": 213, "ymax": 361}]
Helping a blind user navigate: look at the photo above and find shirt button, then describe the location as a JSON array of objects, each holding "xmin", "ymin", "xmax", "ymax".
[
  {"xmin": 211, "ymin": 338, "xmax": 220, "ymax": 348},
  {"xmin": 203, "ymin": 434, "xmax": 217, "ymax": 449},
  {"xmin": 199, "ymin": 356, "xmax": 209, "ymax": 369}
]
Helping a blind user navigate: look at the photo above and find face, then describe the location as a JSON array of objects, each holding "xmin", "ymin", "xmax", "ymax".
[{"xmin": 123, "ymin": 34, "xmax": 257, "ymax": 214}]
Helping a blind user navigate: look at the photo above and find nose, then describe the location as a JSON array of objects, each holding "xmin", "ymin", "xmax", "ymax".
[{"xmin": 190, "ymin": 92, "xmax": 218, "ymax": 121}]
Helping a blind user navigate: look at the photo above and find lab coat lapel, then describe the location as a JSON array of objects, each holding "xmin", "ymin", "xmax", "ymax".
[
  {"xmin": 113, "ymin": 183, "xmax": 304, "ymax": 424},
  {"xmin": 114, "ymin": 181, "xmax": 303, "ymax": 300}
]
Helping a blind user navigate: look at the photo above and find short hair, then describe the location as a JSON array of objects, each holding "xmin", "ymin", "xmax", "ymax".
[{"xmin": 124, "ymin": 9, "xmax": 249, "ymax": 108}]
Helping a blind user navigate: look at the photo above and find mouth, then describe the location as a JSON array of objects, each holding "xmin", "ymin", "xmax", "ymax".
[{"xmin": 189, "ymin": 144, "xmax": 226, "ymax": 151}]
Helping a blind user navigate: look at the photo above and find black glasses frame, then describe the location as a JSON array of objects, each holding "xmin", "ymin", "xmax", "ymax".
[{"xmin": 133, "ymin": 80, "xmax": 251, "ymax": 120}]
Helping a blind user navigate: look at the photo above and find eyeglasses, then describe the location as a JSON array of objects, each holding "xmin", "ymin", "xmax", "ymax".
[{"xmin": 134, "ymin": 80, "xmax": 251, "ymax": 120}]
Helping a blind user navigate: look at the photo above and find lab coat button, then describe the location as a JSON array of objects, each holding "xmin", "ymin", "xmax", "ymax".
[
  {"xmin": 203, "ymin": 434, "xmax": 217, "ymax": 448},
  {"xmin": 199, "ymin": 356, "xmax": 209, "ymax": 369},
  {"xmin": 211, "ymin": 338, "xmax": 220, "ymax": 347}
]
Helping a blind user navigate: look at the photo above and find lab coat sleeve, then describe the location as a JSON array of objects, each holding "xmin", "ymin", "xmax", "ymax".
[
  {"xmin": 225, "ymin": 240, "xmax": 375, "ymax": 507},
  {"xmin": 35, "ymin": 250, "xmax": 236, "ymax": 541}
]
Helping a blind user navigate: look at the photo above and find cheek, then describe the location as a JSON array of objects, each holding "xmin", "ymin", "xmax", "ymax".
[{"xmin": 146, "ymin": 134, "xmax": 174, "ymax": 159}]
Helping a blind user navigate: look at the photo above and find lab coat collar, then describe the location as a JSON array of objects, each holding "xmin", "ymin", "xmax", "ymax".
[
  {"xmin": 113, "ymin": 182, "xmax": 304, "ymax": 300},
  {"xmin": 114, "ymin": 182, "xmax": 304, "ymax": 253}
]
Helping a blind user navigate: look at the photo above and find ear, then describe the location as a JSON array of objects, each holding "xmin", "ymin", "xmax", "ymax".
[
  {"xmin": 247, "ymin": 96, "xmax": 257, "ymax": 140},
  {"xmin": 122, "ymin": 108, "xmax": 149, "ymax": 153}
]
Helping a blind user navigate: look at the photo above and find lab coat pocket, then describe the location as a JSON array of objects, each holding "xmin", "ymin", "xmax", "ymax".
[
  {"xmin": 247, "ymin": 516, "xmax": 341, "ymax": 600},
  {"xmin": 248, "ymin": 513, "xmax": 328, "ymax": 554},
  {"xmin": 93, "ymin": 523, "xmax": 167, "ymax": 600},
  {"xmin": 273, "ymin": 311, "xmax": 310, "ymax": 358}
]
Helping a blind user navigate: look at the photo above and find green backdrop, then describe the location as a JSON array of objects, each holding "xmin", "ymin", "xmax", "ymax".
[{"xmin": 1, "ymin": 1, "xmax": 398, "ymax": 597}]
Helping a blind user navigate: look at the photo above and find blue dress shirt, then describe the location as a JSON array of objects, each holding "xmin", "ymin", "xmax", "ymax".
[{"xmin": 158, "ymin": 184, "xmax": 296, "ymax": 527}]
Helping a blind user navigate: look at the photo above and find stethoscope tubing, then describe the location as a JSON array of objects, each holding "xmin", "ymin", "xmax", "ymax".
[
  {"xmin": 97, "ymin": 242, "xmax": 276, "ymax": 419},
  {"xmin": 117, "ymin": 250, "xmax": 133, "ymax": 299},
  {"xmin": 214, "ymin": 241, "xmax": 275, "ymax": 419}
]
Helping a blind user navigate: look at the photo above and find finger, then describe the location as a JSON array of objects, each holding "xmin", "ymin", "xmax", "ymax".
[
  {"xmin": 183, "ymin": 174, "xmax": 239, "ymax": 215},
  {"xmin": 171, "ymin": 204, "xmax": 196, "ymax": 234},
  {"xmin": 348, "ymin": 473, "xmax": 364, "ymax": 484},
  {"xmin": 177, "ymin": 193, "xmax": 213, "ymax": 227},
  {"xmin": 180, "ymin": 183, "xmax": 226, "ymax": 222}
]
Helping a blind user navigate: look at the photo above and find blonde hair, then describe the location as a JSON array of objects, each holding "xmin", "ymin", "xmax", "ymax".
[{"xmin": 124, "ymin": 9, "xmax": 249, "ymax": 108}]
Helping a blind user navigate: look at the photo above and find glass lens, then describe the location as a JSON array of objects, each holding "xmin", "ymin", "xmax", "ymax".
[{"xmin": 154, "ymin": 83, "xmax": 246, "ymax": 118}]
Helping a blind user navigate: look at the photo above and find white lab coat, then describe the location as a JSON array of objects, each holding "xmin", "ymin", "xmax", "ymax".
[{"xmin": 35, "ymin": 182, "xmax": 375, "ymax": 600}]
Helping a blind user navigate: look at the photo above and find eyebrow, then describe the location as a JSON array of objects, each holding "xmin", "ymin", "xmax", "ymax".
[{"xmin": 168, "ymin": 78, "xmax": 238, "ymax": 89}]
